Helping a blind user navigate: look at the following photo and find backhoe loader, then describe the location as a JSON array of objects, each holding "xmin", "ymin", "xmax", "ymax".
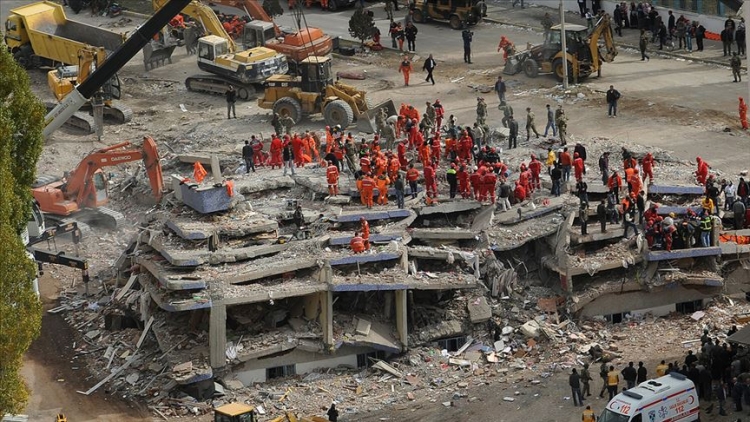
[{"xmin": 504, "ymin": 14, "xmax": 617, "ymax": 82}]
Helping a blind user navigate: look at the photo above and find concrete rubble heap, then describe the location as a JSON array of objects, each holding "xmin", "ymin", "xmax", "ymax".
[{"xmin": 50, "ymin": 132, "xmax": 750, "ymax": 420}]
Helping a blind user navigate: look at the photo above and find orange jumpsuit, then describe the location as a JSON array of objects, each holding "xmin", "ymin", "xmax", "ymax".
[
  {"xmin": 419, "ymin": 143, "xmax": 431, "ymax": 167},
  {"xmin": 388, "ymin": 157, "xmax": 400, "ymax": 181},
  {"xmin": 374, "ymin": 155, "xmax": 387, "ymax": 176},
  {"xmin": 360, "ymin": 156, "xmax": 371, "ymax": 174},
  {"xmin": 356, "ymin": 176, "xmax": 366, "ymax": 205},
  {"xmin": 741, "ymin": 97, "xmax": 749, "ymax": 129},
  {"xmin": 361, "ymin": 175, "xmax": 375, "ymax": 208},
  {"xmin": 641, "ymin": 153, "xmax": 654, "ymax": 184},
  {"xmin": 376, "ymin": 175, "xmax": 390, "ymax": 205},
  {"xmin": 361, "ymin": 220, "xmax": 370, "ymax": 250},
  {"xmin": 430, "ymin": 137, "xmax": 441, "ymax": 166},
  {"xmin": 326, "ymin": 164, "xmax": 339, "ymax": 196},
  {"xmin": 350, "ymin": 235, "xmax": 365, "ymax": 253},
  {"xmin": 696, "ymin": 157, "xmax": 709, "ymax": 185},
  {"xmin": 399, "ymin": 59, "xmax": 412, "ymax": 86},
  {"xmin": 292, "ymin": 135, "xmax": 305, "ymax": 167},
  {"xmin": 270, "ymin": 136, "xmax": 283, "ymax": 169},
  {"xmin": 397, "ymin": 141, "xmax": 408, "ymax": 167}
]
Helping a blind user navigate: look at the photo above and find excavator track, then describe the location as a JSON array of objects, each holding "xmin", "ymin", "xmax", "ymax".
[
  {"xmin": 104, "ymin": 101, "xmax": 133, "ymax": 123},
  {"xmin": 185, "ymin": 74, "xmax": 257, "ymax": 100}
]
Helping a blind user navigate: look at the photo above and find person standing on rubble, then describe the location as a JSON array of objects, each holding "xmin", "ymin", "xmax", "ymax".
[
  {"xmin": 597, "ymin": 200, "xmax": 607, "ymax": 233},
  {"xmin": 394, "ymin": 173, "xmax": 405, "ymax": 208},
  {"xmin": 579, "ymin": 203, "xmax": 589, "ymax": 235},
  {"xmin": 327, "ymin": 403, "xmax": 339, "ymax": 422},
  {"xmin": 242, "ymin": 140, "xmax": 254, "ymax": 173},
  {"xmin": 570, "ymin": 368, "xmax": 585, "ymax": 407},
  {"xmin": 581, "ymin": 363, "xmax": 593, "ymax": 397},
  {"xmin": 606, "ymin": 365, "xmax": 620, "ymax": 400}
]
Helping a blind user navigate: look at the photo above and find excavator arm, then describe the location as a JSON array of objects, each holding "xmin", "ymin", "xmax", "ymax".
[
  {"xmin": 589, "ymin": 14, "xmax": 617, "ymax": 67},
  {"xmin": 66, "ymin": 136, "xmax": 164, "ymax": 208},
  {"xmin": 153, "ymin": 0, "xmax": 238, "ymax": 51}
]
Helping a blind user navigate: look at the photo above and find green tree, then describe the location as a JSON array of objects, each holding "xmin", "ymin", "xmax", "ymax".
[
  {"xmin": 0, "ymin": 45, "xmax": 45, "ymax": 415},
  {"xmin": 263, "ymin": 0, "xmax": 284, "ymax": 18},
  {"xmin": 348, "ymin": 6, "xmax": 375, "ymax": 47}
]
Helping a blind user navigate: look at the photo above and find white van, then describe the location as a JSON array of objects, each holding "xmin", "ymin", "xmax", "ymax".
[{"xmin": 599, "ymin": 372, "xmax": 700, "ymax": 422}]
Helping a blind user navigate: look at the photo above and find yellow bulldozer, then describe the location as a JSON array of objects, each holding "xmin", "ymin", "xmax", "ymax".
[
  {"xmin": 213, "ymin": 403, "xmax": 328, "ymax": 422},
  {"xmin": 257, "ymin": 56, "xmax": 395, "ymax": 131}
]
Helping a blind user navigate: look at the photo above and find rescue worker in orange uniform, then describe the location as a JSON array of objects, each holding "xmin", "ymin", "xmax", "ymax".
[
  {"xmin": 430, "ymin": 135, "xmax": 441, "ymax": 166},
  {"xmin": 419, "ymin": 141, "xmax": 431, "ymax": 167},
  {"xmin": 477, "ymin": 168, "xmax": 488, "ymax": 201},
  {"xmin": 270, "ymin": 135, "xmax": 283, "ymax": 169},
  {"xmin": 292, "ymin": 133, "xmax": 305, "ymax": 167},
  {"xmin": 360, "ymin": 155, "xmax": 371, "ymax": 174},
  {"xmin": 470, "ymin": 167, "xmax": 481, "ymax": 199},
  {"xmin": 399, "ymin": 55, "xmax": 412, "ymax": 86},
  {"xmin": 376, "ymin": 174, "xmax": 390, "ymax": 205},
  {"xmin": 361, "ymin": 173, "xmax": 376, "ymax": 208},
  {"xmin": 695, "ymin": 156, "xmax": 709, "ymax": 185},
  {"xmin": 406, "ymin": 164, "xmax": 420, "ymax": 199},
  {"xmin": 528, "ymin": 154, "xmax": 543, "ymax": 191},
  {"xmin": 641, "ymin": 152, "xmax": 655, "ymax": 184},
  {"xmin": 356, "ymin": 175, "xmax": 366, "ymax": 205},
  {"xmin": 350, "ymin": 231, "xmax": 365, "ymax": 253},
  {"xmin": 397, "ymin": 140, "xmax": 408, "ymax": 167},
  {"xmin": 608, "ymin": 171, "xmax": 623, "ymax": 203},
  {"xmin": 360, "ymin": 217, "xmax": 370, "ymax": 250},
  {"xmin": 483, "ymin": 169, "xmax": 498, "ymax": 204},
  {"xmin": 326, "ymin": 161, "xmax": 339, "ymax": 196},
  {"xmin": 514, "ymin": 180, "xmax": 527, "ymax": 203},
  {"xmin": 388, "ymin": 154, "xmax": 401, "ymax": 181},
  {"xmin": 573, "ymin": 152, "xmax": 585, "ymax": 182},
  {"xmin": 518, "ymin": 163, "xmax": 531, "ymax": 194},
  {"xmin": 423, "ymin": 163, "xmax": 437, "ymax": 199},
  {"xmin": 497, "ymin": 36, "xmax": 513, "ymax": 62},
  {"xmin": 458, "ymin": 131, "xmax": 472, "ymax": 162}
]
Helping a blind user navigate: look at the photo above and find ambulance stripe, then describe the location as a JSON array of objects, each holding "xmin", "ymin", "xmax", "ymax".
[{"xmin": 635, "ymin": 387, "xmax": 696, "ymax": 412}]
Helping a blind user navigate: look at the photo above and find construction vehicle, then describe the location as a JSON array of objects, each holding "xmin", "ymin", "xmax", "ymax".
[
  {"xmin": 207, "ymin": 0, "xmax": 333, "ymax": 62},
  {"xmin": 213, "ymin": 405, "xmax": 327, "ymax": 422},
  {"xmin": 153, "ymin": 0, "xmax": 288, "ymax": 99},
  {"xmin": 31, "ymin": 136, "xmax": 164, "ymax": 230},
  {"xmin": 410, "ymin": 0, "xmax": 486, "ymax": 30},
  {"xmin": 42, "ymin": 0, "xmax": 194, "ymax": 138},
  {"xmin": 23, "ymin": 202, "xmax": 89, "ymax": 297},
  {"xmin": 503, "ymin": 14, "xmax": 617, "ymax": 82},
  {"xmin": 258, "ymin": 55, "xmax": 395, "ymax": 130}
]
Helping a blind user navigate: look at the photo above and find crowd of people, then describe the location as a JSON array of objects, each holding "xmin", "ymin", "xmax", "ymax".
[{"xmin": 569, "ymin": 327, "xmax": 750, "ymax": 418}]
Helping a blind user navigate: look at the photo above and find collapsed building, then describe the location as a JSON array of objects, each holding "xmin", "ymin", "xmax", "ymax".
[{"xmin": 55, "ymin": 140, "xmax": 750, "ymax": 417}]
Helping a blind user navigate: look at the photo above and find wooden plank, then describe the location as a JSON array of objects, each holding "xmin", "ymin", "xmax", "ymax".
[
  {"xmin": 136, "ymin": 316, "xmax": 155, "ymax": 350},
  {"xmin": 115, "ymin": 275, "xmax": 137, "ymax": 302},
  {"xmin": 77, "ymin": 353, "xmax": 138, "ymax": 395}
]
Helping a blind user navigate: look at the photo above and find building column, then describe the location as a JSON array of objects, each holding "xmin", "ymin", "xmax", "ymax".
[
  {"xmin": 209, "ymin": 301, "xmax": 227, "ymax": 369},
  {"xmin": 322, "ymin": 290, "xmax": 334, "ymax": 349},
  {"xmin": 395, "ymin": 289, "xmax": 408, "ymax": 351}
]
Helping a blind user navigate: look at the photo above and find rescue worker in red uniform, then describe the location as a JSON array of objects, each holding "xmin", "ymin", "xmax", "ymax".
[
  {"xmin": 388, "ymin": 154, "xmax": 400, "ymax": 181},
  {"xmin": 397, "ymin": 140, "xmax": 408, "ymax": 167},
  {"xmin": 528, "ymin": 154, "xmax": 542, "ymax": 191},
  {"xmin": 360, "ymin": 155, "xmax": 372, "ymax": 174},
  {"xmin": 292, "ymin": 134, "xmax": 305, "ymax": 167},
  {"xmin": 514, "ymin": 180, "xmax": 527, "ymax": 203},
  {"xmin": 695, "ymin": 156, "xmax": 709, "ymax": 185},
  {"xmin": 641, "ymin": 152, "xmax": 655, "ymax": 184},
  {"xmin": 430, "ymin": 136, "xmax": 441, "ymax": 166},
  {"xmin": 406, "ymin": 164, "xmax": 420, "ymax": 199},
  {"xmin": 470, "ymin": 167, "xmax": 481, "ymax": 199},
  {"xmin": 270, "ymin": 135, "xmax": 283, "ymax": 169},
  {"xmin": 326, "ymin": 161, "xmax": 339, "ymax": 196},
  {"xmin": 360, "ymin": 217, "xmax": 370, "ymax": 250},
  {"xmin": 459, "ymin": 131, "xmax": 473, "ymax": 162},
  {"xmin": 518, "ymin": 164, "xmax": 531, "ymax": 194},
  {"xmin": 361, "ymin": 174, "xmax": 376, "ymax": 208},
  {"xmin": 350, "ymin": 232, "xmax": 365, "ymax": 253},
  {"xmin": 477, "ymin": 168, "xmax": 488, "ymax": 202},
  {"xmin": 251, "ymin": 136, "xmax": 265, "ymax": 167},
  {"xmin": 483, "ymin": 169, "xmax": 498, "ymax": 204},
  {"xmin": 573, "ymin": 152, "xmax": 585, "ymax": 182},
  {"xmin": 458, "ymin": 165, "xmax": 470, "ymax": 199},
  {"xmin": 423, "ymin": 163, "xmax": 438, "ymax": 199}
]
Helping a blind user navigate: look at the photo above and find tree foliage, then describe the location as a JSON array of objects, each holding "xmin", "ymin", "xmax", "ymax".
[
  {"xmin": 263, "ymin": 0, "xmax": 284, "ymax": 18},
  {"xmin": 0, "ymin": 45, "xmax": 45, "ymax": 415},
  {"xmin": 348, "ymin": 6, "xmax": 376, "ymax": 46}
]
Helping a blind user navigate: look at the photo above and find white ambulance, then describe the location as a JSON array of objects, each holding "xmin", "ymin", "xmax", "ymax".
[{"xmin": 599, "ymin": 372, "xmax": 700, "ymax": 422}]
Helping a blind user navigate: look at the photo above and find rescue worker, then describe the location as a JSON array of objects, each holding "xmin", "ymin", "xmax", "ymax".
[
  {"xmin": 424, "ymin": 162, "xmax": 438, "ymax": 199},
  {"xmin": 695, "ymin": 156, "xmax": 709, "ymax": 185},
  {"xmin": 582, "ymin": 405, "xmax": 596, "ymax": 422},
  {"xmin": 470, "ymin": 167, "xmax": 481, "ymax": 199},
  {"xmin": 282, "ymin": 136, "xmax": 295, "ymax": 176},
  {"xmin": 250, "ymin": 135, "xmax": 264, "ymax": 168},
  {"xmin": 361, "ymin": 173, "xmax": 376, "ymax": 208},
  {"xmin": 376, "ymin": 173, "xmax": 390, "ymax": 205},
  {"xmin": 529, "ymin": 155, "xmax": 542, "ymax": 191},
  {"xmin": 397, "ymin": 140, "xmax": 408, "ymax": 168},
  {"xmin": 350, "ymin": 232, "xmax": 365, "ymax": 253},
  {"xmin": 573, "ymin": 152, "xmax": 585, "ymax": 182},
  {"xmin": 546, "ymin": 147, "xmax": 557, "ymax": 175},
  {"xmin": 508, "ymin": 115, "xmax": 519, "ymax": 149},
  {"xmin": 740, "ymin": 97, "xmax": 749, "ymax": 130},
  {"xmin": 525, "ymin": 107, "xmax": 540, "ymax": 141},
  {"xmin": 446, "ymin": 163, "xmax": 458, "ymax": 198},
  {"xmin": 326, "ymin": 161, "xmax": 339, "ymax": 196},
  {"xmin": 406, "ymin": 164, "xmax": 420, "ymax": 199},
  {"xmin": 270, "ymin": 134, "xmax": 283, "ymax": 169},
  {"xmin": 434, "ymin": 99, "xmax": 444, "ymax": 132},
  {"xmin": 430, "ymin": 136, "xmax": 442, "ymax": 166},
  {"xmin": 513, "ymin": 180, "xmax": 526, "ymax": 203},
  {"xmin": 556, "ymin": 108, "xmax": 568, "ymax": 145},
  {"xmin": 458, "ymin": 165, "xmax": 470, "ymax": 199},
  {"xmin": 360, "ymin": 217, "xmax": 371, "ymax": 250},
  {"xmin": 484, "ymin": 168, "xmax": 498, "ymax": 204},
  {"xmin": 360, "ymin": 154, "xmax": 371, "ymax": 175},
  {"xmin": 497, "ymin": 35, "xmax": 513, "ymax": 62},
  {"xmin": 641, "ymin": 152, "xmax": 655, "ymax": 184},
  {"xmin": 292, "ymin": 133, "xmax": 305, "ymax": 167},
  {"xmin": 271, "ymin": 113, "xmax": 283, "ymax": 135},
  {"xmin": 608, "ymin": 171, "xmax": 622, "ymax": 203},
  {"xmin": 606, "ymin": 366, "xmax": 619, "ymax": 400},
  {"xmin": 581, "ymin": 363, "xmax": 593, "ymax": 397},
  {"xmin": 225, "ymin": 85, "xmax": 237, "ymax": 119},
  {"xmin": 399, "ymin": 55, "xmax": 412, "ymax": 86},
  {"xmin": 543, "ymin": 104, "xmax": 556, "ymax": 137}
]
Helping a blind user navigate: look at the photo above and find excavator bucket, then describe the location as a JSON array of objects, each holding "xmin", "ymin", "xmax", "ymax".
[
  {"xmin": 503, "ymin": 54, "xmax": 524, "ymax": 75},
  {"xmin": 142, "ymin": 39, "xmax": 177, "ymax": 71},
  {"xmin": 356, "ymin": 99, "xmax": 396, "ymax": 134}
]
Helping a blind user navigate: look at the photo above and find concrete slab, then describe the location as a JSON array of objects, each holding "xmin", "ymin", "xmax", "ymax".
[
  {"xmin": 329, "ymin": 233, "xmax": 403, "ymax": 246},
  {"xmin": 416, "ymin": 200, "xmax": 482, "ymax": 216},
  {"xmin": 355, "ymin": 318, "xmax": 372, "ymax": 336},
  {"xmin": 334, "ymin": 209, "xmax": 412, "ymax": 223},
  {"xmin": 166, "ymin": 215, "xmax": 278, "ymax": 240},
  {"xmin": 646, "ymin": 247, "xmax": 722, "ymax": 261},
  {"xmin": 649, "ymin": 185, "xmax": 705, "ymax": 195},
  {"xmin": 234, "ymin": 174, "xmax": 296, "ymax": 195},
  {"xmin": 471, "ymin": 205, "xmax": 496, "ymax": 232},
  {"xmin": 570, "ymin": 228, "xmax": 626, "ymax": 245},
  {"xmin": 329, "ymin": 252, "xmax": 402, "ymax": 266},
  {"xmin": 467, "ymin": 297, "xmax": 492, "ymax": 324},
  {"xmin": 153, "ymin": 241, "xmax": 290, "ymax": 267},
  {"xmin": 548, "ymin": 255, "xmax": 644, "ymax": 277},
  {"xmin": 330, "ymin": 282, "xmax": 409, "ymax": 291},
  {"xmin": 179, "ymin": 183, "xmax": 232, "ymax": 214},
  {"xmin": 720, "ymin": 242, "xmax": 750, "ymax": 256},
  {"xmin": 221, "ymin": 279, "xmax": 327, "ymax": 306},
  {"xmin": 344, "ymin": 319, "xmax": 402, "ymax": 354},
  {"xmin": 410, "ymin": 228, "xmax": 478, "ymax": 240},
  {"xmin": 406, "ymin": 246, "xmax": 476, "ymax": 262},
  {"xmin": 656, "ymin": 206, "xmax": 702, "ymax": 216},
  {"xmin": 327, "ymin": 195, "xmax": 352, "ymax": 205},
  {"xmin": 137, "ymin": 257, "xmax": 207, "ymax": 290},
  {"xmin": 140, "ymin": 274, "xmax": 211, "ymax": 311}
]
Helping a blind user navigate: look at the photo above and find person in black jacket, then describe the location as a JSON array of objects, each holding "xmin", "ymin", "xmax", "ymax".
[
  {"xmin": 405, "ymin": 22, "xmax": 418, "ymax": 52},
  {"xmin": 446, "ymin": 163, "xmax": 458, "ymax": 198},
  {"xmin": 621, "ymin": 361, "xmax": 638, "ymax": 389},
  {"xmin": 327, "ymin": 403, "xmax": 339, "ymax": 421},
  {"xmin": 462, "ymin": 28, "xmax": 474, "ymax": 63},
  {"xmin": 423, "ymin": 53, "xmax": 436, "ymax": 85},
  {"xmin": 606, "ymin": 85, "xmax": 620, "ymax": 117},
  {"xmin": 242, "ymin": 140, "xmax": 254, "ymax": 173},
  {"xmin": 597, "ymin": 199, "xmax": 607, "ymax": 232},
  {"xmin": 637, "ymin": 361, "xmax": 647, "ymax": 384},
  {"xmin": 695, "ymin": 21, "xmax": 706, "ymax": 51},
  {"xmin": 722, "ymin": 26, "xmax": 735, "ymax": 56},
  {"xmin": 225, "ymin": 85, "xmax": 237, "ymax": 119}
]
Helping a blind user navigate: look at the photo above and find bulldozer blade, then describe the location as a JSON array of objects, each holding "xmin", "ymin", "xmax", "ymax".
[
  {"xmin": 143, "ymin": 41, "xmax": 177, "ymax": 71},
  {"xmin": 503, "ymin": 57, "xmax": 522, "ymax": 75},
  {"xmin": 356, "ymin": 99, "xmax": 397, "ymax": 134}
]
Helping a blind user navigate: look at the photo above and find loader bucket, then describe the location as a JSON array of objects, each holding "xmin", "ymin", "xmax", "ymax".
[
  {"xmin": 356, "ymin": 99, "xmax": 397, "ymax": 133},
  {"xmin": 503, "ymin": 56, "xmax": 523, "ymax": 75},
  {"xmin": 143, "ymin": 41, "xmax": 177, "ymax": 71}
]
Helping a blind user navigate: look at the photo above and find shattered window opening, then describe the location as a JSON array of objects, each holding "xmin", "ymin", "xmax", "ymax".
[{"xmin": 266, "ymin": 364, "xmax": 296, "ymax": 380}]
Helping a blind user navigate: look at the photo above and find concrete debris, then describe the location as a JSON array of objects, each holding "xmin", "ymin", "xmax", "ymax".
[{"xmin": 467, "ymin": 297, "xmax": 492, "ymax": 323}]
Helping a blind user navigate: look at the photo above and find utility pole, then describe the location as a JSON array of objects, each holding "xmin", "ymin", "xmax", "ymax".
[{"xmin": 560, "ymin": 0, "xmax": 568, "ymax": 88}]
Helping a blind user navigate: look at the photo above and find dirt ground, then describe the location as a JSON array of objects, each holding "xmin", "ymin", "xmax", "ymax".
[{"xmin": 10, "ymin": 2, "xmax": 750, "ymax": 421}]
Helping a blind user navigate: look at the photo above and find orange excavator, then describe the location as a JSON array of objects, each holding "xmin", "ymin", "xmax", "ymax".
[
  {"xmin": 207, "ymin": 0, "xmax": 333, "ymax": 63},
  {"xmin": 31, "ymin": 136, "xmax": 164, "ymax": 229}
]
